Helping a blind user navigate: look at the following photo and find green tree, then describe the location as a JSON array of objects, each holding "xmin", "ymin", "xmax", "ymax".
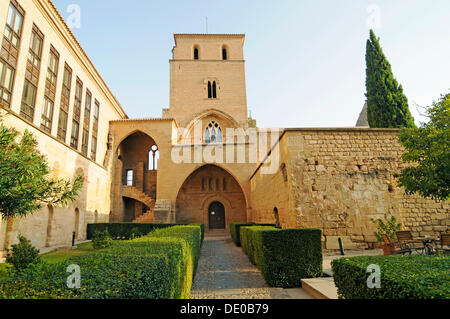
[
  {"xmin": 0, "ymin": 113, "xmax": 83, "ymax": 220},
  {"xmin": 397, "ymin": 93, "xmax": 450, "ymax": 201},
  {"xmin": 365, "ymin": 30, "xmax": 415, "ymax": 128}
]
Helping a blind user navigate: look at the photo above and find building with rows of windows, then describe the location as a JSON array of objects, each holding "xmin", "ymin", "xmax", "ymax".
[{"xmin": 1, "ymin": 0, "xmax": 447, "ymax": 255}]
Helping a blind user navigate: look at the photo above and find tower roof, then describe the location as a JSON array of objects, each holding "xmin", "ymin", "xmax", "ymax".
[{"xmin": 173, "ymin": 34, "xmax": 245, "ymax": 45}]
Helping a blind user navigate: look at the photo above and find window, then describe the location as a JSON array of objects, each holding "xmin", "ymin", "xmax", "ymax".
[
  {"xmin": 148, "ymin": 145, "xmax": 159, "ymax": 171},
  {"xmin": 20, "ymin": 80, "xmax": 37, "ymax": 122},
  {"xmin": 91, "ymin": 100, "xmax": 99, "ymax": 160},
  {"xmin": 81, "ymin": 129, "xmax": 89, "ymax": 155},
  {"xmin": 222, "ymin": 46, "xmax": 228, "ymax": 60},
  {"xmin": 27, "ymin": 25, "xmax": 43, "ymax": 70},
  {"xmin": 20, "ymin": 26, "xmax": 44, "ymax": 122},
  {"xmin": 70, "ymin": 120, "xmax": 79, "ymax": 149},
  {"xmin": 1, "ymin": 1, "xmax": 24, "ymax": 107},
  {"xmin": 81, "ymin": 90, "xmax": 91, "ymax": 156},
  {"xmin": 70, "ymin": 78, "xmax": 83, "ymax": 149},
  {"xmin": 194, "ymin": 47, "xmax": 199, "ymax": 60},
  {"xmin": 126, "ymin": 170, "xmax": 133, "ymax": 186},
  {"xmin": 207, "ymin": 81, "xmax": 217, "ymax": 99},
  {"xmin": 205, "ymin": 121, "xmax": 222, "ymax": 143},
  {"xmin": 4, "ymin": 2, "xmax": 24, "ymax": 49},
  {"xmin": 202, "ymin": 177, "xmax": 206, "ymax": 191},
  {"xmin": 57, "ymin": 64, "xmax": 72, "ymax": 141},
  {"xmin": 91, "ymin": 136, "xmax": 97, "ymax": 161},
  {"xmin": 0, "ymin": 59, "xmax": 14, "ymax": 107},
  {"xmin": 223, "ymin": 178, "xmax": 227, "ymax": 191},
  {"xmin": 41, "ymin": 46, "xmax": 59, "ymax": 132},
  {"xmin": 40, "ymin": 97, "xmax": 53, "ymax": 133}
]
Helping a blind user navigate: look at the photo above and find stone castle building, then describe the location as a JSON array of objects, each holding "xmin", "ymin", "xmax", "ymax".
[{"xmin": 0, "ymin": 0, "xmax": 448, "ymax": 256}]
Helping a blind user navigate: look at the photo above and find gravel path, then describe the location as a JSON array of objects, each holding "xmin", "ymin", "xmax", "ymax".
[{"xmin": 190, "ymin": 231, "xmax": 313, "ymax": 299}]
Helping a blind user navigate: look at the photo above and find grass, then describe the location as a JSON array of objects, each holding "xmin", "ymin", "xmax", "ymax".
[
  {"xmin": 40, "ymin": 242, "xmax": 94, "ymax": 264},
  {"xmin": 0, "ymin": 242, "xmax": 94, "ymax": 281}
]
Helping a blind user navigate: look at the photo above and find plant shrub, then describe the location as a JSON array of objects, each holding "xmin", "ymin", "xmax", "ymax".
[
  {"xmin": 331, "ymin": 255, "xmax": 450, "ymax": 299},
  {"xmin": 91, "ymin": 230, "xmax": 113, "ymax": 250},
  {"xmin": 231, "ymin": 223, "xmax": 276, "ymax": 247},
  {"xmin": 0, "ymin": 225, "xmax": 204, "ymax": 299},
  {"xmin": 6, "ymin": 235, "xmax": 41, "ymax": 271},
  {"xmin": 0, "ymin": 253, "xmax": 171, "ymax": 299},
  {"xmin": 87, "ymin": 223, "xmax": 205, "ymax": 241},
  {"xmin": 240, "ymin": 226, "xmax": 323, "ymax": 288}
]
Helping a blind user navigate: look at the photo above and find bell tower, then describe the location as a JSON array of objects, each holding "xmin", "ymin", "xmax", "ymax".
[{"xmin": 168, "ymin": 34, "xmax": 248, "ymax": 128}]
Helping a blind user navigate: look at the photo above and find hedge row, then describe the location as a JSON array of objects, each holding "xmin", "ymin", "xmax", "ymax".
[
  {"xmin": 240, "ymin": 226, "xmax": 323, "ymax": 288},
  {"xmin": 87, "ymin": 223, "xmax": 204, "ymax": 242},
  {"xmin": 230, "ymin": 222, "xmax": 276, "ymax": 247},
  {"xmin": 0, "ymin": 225, "xmax": 203, "ymax": 299},
  {"xmin": 331, "ymin": 255, "xmax": 450, "ymax": 299}
]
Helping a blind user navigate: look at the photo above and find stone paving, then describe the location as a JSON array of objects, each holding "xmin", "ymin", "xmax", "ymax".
[{"xmin": 190, "ymin": 230, "xmax": 313, "ymax": 299}]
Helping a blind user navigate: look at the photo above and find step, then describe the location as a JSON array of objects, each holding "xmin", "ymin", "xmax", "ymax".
[{"xmin": 301, "ymin": 277, "xmax": 338, "ymax": 300}]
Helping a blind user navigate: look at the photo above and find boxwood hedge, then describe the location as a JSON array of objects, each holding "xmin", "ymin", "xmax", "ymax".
[
  {"xmin": 0, "ymin": 225, "xmax": 203, "ymax": 299},
  {"xmin": 240, "ymin": 226, "xmax": 323, "ymax": 288},
  {"xmin": 331, "ymin": 255, "xmax": 450, "ymax": 299},
  {"xmin": 86, "ymin": 222, "xmax": 204, "ymax": 242},
  {"xmin": 230, "ymin": 222, "xmax": 276, "ymax": 247}
]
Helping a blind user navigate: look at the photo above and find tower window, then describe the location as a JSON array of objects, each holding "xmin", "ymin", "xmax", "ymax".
[
  {"xmin": 207, "ymin": 81, "xmax": 217, "ymax": 99},
  {"xmin": 222, "ymin": 47, "xmax": 228, "ymax": 60},
  {"xmin": 194, "ymin": 47, "xmax": 199, "ymax": 60}
]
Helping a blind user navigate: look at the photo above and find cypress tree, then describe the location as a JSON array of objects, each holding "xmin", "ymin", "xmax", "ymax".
[{"xmin": 365, "ymin": 30, "xmax": 415, "ymax": 128}]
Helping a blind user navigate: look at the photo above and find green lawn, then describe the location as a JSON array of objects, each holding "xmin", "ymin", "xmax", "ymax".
[{"xmin": 0, "ymin": 242, "xmax": 94, "ymax": 281}]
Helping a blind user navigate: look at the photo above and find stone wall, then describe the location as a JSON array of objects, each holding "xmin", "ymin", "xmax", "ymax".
[{"xmin": 250, "ymin": 129, "xmax": 449, "ymax": 250}]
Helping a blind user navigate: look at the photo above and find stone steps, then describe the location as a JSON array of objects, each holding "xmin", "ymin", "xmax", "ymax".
[{"xmin": 301, "ymin": 277, "xmax": 338, "ymax": 299}]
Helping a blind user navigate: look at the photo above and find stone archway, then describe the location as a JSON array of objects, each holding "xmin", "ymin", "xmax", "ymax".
[
  {"xmin": 175, "ymin": 164, "xmax": 247, "ymax": 229},
  {"xmin": 113, "ymin": 131, "xmax": 159, "ymax": 222}
]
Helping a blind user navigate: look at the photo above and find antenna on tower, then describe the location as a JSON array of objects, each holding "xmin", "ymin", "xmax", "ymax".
[{"xmin": 205, "ymin": 17, "xmax": 208, "ymax": 34}]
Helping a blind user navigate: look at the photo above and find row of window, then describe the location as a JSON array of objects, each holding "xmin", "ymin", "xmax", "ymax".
[
  {"xmin": 0, "ymin": 1, "xmax": 100, "ymax": 161},
  {"xmin": 202, "ymin": 177, "xmax": 228, "ymax": 192},
  {"xmin": 194, "ymin": 45, "xmax": 228, "ymax": 60}
]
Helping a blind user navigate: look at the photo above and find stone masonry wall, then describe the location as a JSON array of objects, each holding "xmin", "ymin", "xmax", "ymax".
[{"xmin": 251, "ymin": 129, "xmax": 449, "ymax": 250}]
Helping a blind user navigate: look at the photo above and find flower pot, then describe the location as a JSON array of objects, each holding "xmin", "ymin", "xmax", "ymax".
[{"xmin": 381, "ymin": 243, "xmax": 395, "ymax": 255}]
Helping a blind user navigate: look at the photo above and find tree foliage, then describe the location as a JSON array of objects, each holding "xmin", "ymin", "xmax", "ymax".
[
  {"xmin": 365, "ymin": 30, "xmax": 415, "ymax": 128},
  {"xmin": 397, "ymin": 93, "xmax": 450, "ymax": 201},
  {"xmin": 0, "ymin": 114, "xmax": 83, "ymax": 219}
]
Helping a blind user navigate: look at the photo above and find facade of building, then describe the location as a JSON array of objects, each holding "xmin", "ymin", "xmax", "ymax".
[
  {"xmin": 0, "ymin": 0, "xmax": 127, "ymax": 255},
  {"xmin": 0, "ymin": 0, "xmax": 448, "ymax": 256}
]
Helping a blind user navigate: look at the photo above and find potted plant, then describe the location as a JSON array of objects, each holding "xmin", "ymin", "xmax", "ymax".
[{"xmin": 370, "ymin": 216, "xmax": 402, "ymax": 255}]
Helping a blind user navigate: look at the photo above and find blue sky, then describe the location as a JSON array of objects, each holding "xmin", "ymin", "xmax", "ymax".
[{"xmin": 53, "ymin": 0, "xmax": 450, "ymax": 128}]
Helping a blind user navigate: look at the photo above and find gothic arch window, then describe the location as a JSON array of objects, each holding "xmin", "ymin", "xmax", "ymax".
[
  {"xmin": 205, "ymin": 121, "xmax": 223, "ymax": 143},
  {"xmin": 148, "ymin": 145, "xmax": 159, "ymax": 170},
  {"xmin": 222, "ymin": 46, "xmax": 228, "ymax": 60},
  {"xmin": 194, "ymin": 46, "xmax": 199, "ymax": 60}
]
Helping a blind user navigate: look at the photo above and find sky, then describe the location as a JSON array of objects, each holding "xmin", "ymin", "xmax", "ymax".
[{"xmin": 53, "ymin": 0, "xmax": 450, "ymax": 128}]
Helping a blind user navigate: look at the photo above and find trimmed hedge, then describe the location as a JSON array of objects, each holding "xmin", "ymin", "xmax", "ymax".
[
  {"xmin": 240, "ymin": 226, "xmax": 323, "ymax": 288},
  {"xmin": 230, "ymin": 223, "xmax": 276, "ymax": 247},
  {"xmin": 87, "ymin": 222, "xmax": 204, "ymax": 242},
  {"xmin": 0, "ymin": 225, "xmax": 203, "ymax": 299},
  {"xmin": 331, "ymin": 255, "xmax": 450, "ymax": 299}
]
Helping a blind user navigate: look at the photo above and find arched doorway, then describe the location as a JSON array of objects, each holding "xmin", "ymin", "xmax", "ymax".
[
  {"xmin": 175, "ymin": 164, "xmax": 247, "ymax": 229},
  {"xmin": 115, "ymin": 131, "xmax": 159, "ymax": 222},
  {"xmin": 209, "ymin": 201, "xmax": 225, "ymax": 229}
]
